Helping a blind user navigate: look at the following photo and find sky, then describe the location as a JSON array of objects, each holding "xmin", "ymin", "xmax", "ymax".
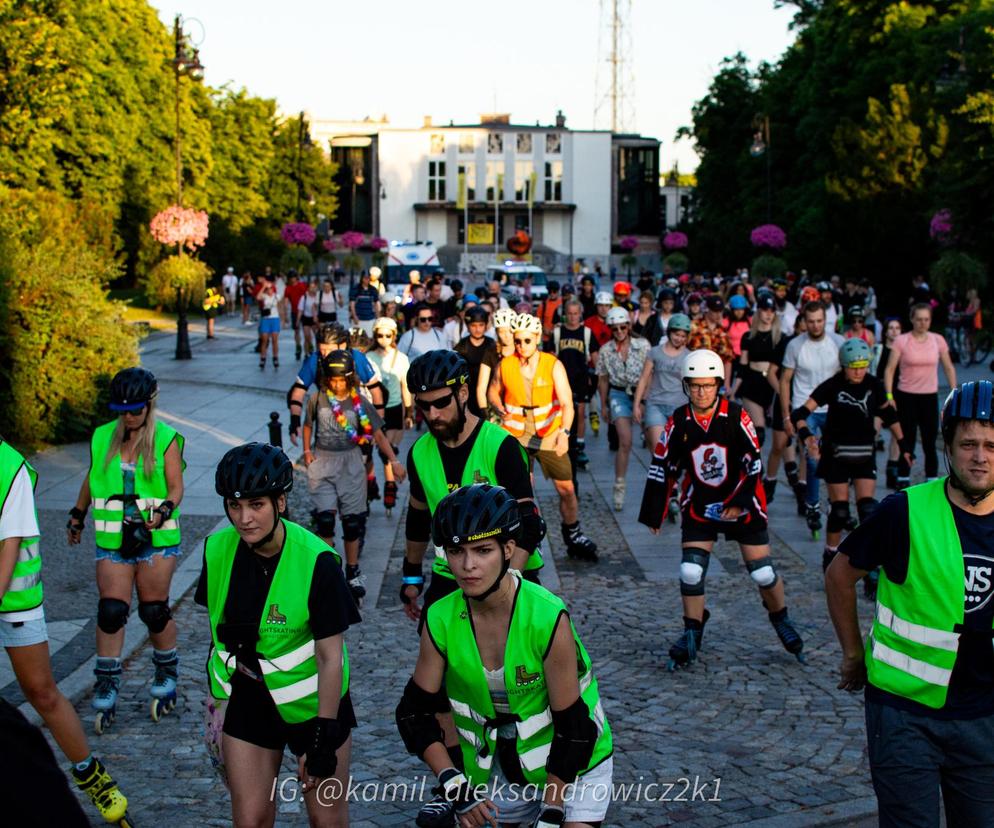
[{"xmin": 154, "ymin": 0, "xmax": 798, "ymax": 171}]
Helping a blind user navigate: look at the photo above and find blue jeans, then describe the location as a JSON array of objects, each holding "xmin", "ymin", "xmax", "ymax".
[
  {"xmin": 804, "ymin": 410, "xmax": 826, "ymax": 507},
  {"xmin": 866, "ymin": 698, "xmax": 994, "ymax": 828}
]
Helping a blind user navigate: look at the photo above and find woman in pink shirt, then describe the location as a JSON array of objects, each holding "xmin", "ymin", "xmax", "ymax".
[{"xmin": 883, "ymin": 302, "xmax": 957, "ymax": 485}]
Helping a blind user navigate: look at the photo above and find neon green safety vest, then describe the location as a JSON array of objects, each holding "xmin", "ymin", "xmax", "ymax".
[
  {"xmin": 0, "ymin": 441, "xmax": 42, "ymax": 613},
  {"xmin": 426, "ymin": 573, "xmax": 612, "ymax": 786},
  {"xmin": 865, "ymin": 478, "xmax": 994, "ymax": 709},
  {"xmin": 411, "ymin": 421, "xmax": 542, "ymax": 577},
  {"xmin": 88, "ymin": 420, "xmax": 184, "ymax": 550},
  {"xmin": 205, "ymin": 520, "xmax": 351, "ymax": 724}
]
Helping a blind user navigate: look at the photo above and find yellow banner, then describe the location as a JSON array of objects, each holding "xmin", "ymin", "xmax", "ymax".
[
  {"xmin": 496, "ymin": 172, "xmax": 504, "ymax": 202},
  {"xmin": 467, "ymin": 223, "xmax": 494, "ymax": 245},
  {"xmin": 456, "ymin": 172, "xmax": 466, "ymax": 210},
  {"xmin": 528, "ymin": 171, "xmax": 538, "ymax": 207}
]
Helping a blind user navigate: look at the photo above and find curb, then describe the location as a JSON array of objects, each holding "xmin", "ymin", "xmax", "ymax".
[
  {"xmin": 18, "ymin": 517, "xmax": 227, "ymax": 726},
  {"xmin": 732, "ymin": 796, "xmax": 878, "ymax": 827}
]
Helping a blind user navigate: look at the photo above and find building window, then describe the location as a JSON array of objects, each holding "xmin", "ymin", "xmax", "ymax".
[
  {"xmin": 544, "ymin": 160, "xmax": 562, "ymax": 202},
  {"xmin": 617, "ymin": 146, "xmax": 660, "ymax": 235},
  {"xmin": 458, "ymin": 162, "xmax": 476, "ymax": 202},
  {"xmin": 428, "ymin": 160, "xmax": 446, "ymax": 201},
  {"xmin": 514, "ymin": 161, "xmax": 534, "ymax": 202},
  {"xmin": 514, "ymin": 214, "xmax": 530, "ymax": 232},
  {"xmin": 486, "ymin": 161, "xmax": 504, "ymax": 201},
  {"xmin": 545, "ymin": 133, "xmax": 562, "ymax": 154},
  {"xmin": 516, "ymin": 133, "xmax": 533, "ymax": 154},
  {"xmin": 459, "ymin": 133, "xmax": 475, "ymax": 153},
  {"xmin": 430, "ymin": 133, "xmax": 445, "ymax": 154},
  {"xmin": 487, "ymin": 132, "xmax": 503, "ymax": 154}
]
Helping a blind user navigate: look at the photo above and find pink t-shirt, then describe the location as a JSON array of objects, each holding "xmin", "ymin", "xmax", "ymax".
[{"xmin": 892, "ymin": 332, "xmax": 948, "ymax": 394}]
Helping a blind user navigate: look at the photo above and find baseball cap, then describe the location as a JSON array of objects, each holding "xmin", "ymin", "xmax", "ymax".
[
  {"xmin": 705, "ymin": 296, "xmax": 724, "ymax": 311},
  {"xmin": 756, "ymin": 294, "xmax": 776, "ymax": 311}
]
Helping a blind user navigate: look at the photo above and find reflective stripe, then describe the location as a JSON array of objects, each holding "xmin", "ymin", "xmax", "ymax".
[
  {"xmin": 517, "ymin": 707, "xmax": 552, "ymax": 740},
  {"xmin": 478, "ymin": 752, "xmax": 493, "ymax": 771},
  {"xmin": 158, "ymin": 519, "xmax": 179, "ymax": 532},
  {"xmin": 260, "ymin": 639, "xmax": 315, "ymax": 674},
  {"xmin": 519, "ymin": 741, "xmax": 552, "ymax": 772},
  {"xmin": 8, "ymin": 572, "xmax": 41, "ymax": 592},
  {"xmin": 16, "ymin": 543, "xmax": 40, "ymax": 562},
  {"xmin": 592, "ymin": 700, "xmax": 607, "ymax": 735},
  {"xmin": 579, "ymin": 671, "xmax": 592, "ymax": 694},
  {"xmin": 449, "ymin": 698, "xmax": 488, "ymax": 727},
  {"xmin": 872, "ymin": 638, "xmax": 953, "ymax": 687},
  {"xmin": 268, "ymin": 673, "xmax": 319, "ymax": 705},
  {"xmin": 456, "ymin": 726, "xmax": 483, "ymax": 749},
  {"xmin": 95, "ymin": 520, "xmax": 123, "ymax": 533},
  {"xmin": 93, "ymin": 499, "xmax": 124, "ymax": 512},
  {"xmin": 877, "ymin": 603, "xmax": 960, "ymax": 652}
]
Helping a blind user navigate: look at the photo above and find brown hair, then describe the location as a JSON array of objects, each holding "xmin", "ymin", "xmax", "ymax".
[{"xmin": 802, "ymin": 300, "xmax": 825, "ymax": 318}]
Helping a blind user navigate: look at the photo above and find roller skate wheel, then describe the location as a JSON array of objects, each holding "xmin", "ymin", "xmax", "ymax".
[
  {"xmin": 118, "ymin": 813, "xmax": 136, "ymax": 828},
  {"xmin": 150, "ymin": 696, "xmax": 176, "ymax": 721},
  {"xmin": 94, "ymin": 710, "xmax": 113, "ymax": 734}
]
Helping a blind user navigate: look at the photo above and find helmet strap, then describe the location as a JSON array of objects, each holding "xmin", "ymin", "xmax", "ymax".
[{"xmin": 945, "ymin": 452, "xmax": 994, "ymax": 508}]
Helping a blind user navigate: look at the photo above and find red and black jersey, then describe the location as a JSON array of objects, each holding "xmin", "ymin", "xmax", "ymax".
[{"xmin": 638, "ymin": 397, "xmax": 767, "ymax": 529}]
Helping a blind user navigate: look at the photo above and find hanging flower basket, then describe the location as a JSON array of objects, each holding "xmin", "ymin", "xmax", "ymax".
[
  {"xmin": 929, "ymin": 209, "xmax": 954, "ymax": 246},
  {"xmin": 150, "ymin": 205, "xmax": 209, "ymax": 251},
  {"xmin": 750, "ymin": 224, "xmax": 786, "ymax": 250},
  {"xmin": 340, "ymin": 230, "xmax": 365, "ymax": 249},
  {"xmin": 663, "ymin": 231, "xmax": 688, "ymax": 250},
  {"xmin": 281, "ymin": 222, "xmax": 316, "ymax": 247}
]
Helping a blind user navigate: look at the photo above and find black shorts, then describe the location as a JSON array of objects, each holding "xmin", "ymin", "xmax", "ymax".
[
  {"xmin": 739, "ymin": 368, "xmax": 775, "ymax": 410},
  {"xmin": 418, "ymin": 569, "xmax": 541, "ymax": 635},
  {"xmin": 383, "ymin": 405, "xmax": 403, "ymax": 431},
  {"xmin": 817, "ymin": 454, "xmax": 877, "ymax": 484},
  {"xmin": 770, "ymin": 394, "xmax": 786, "ymax": 431},
  {"xmin": 318, "ymin": 311, "xmax": 338, "ymax": 323},
  {"xmin": 222, "ymin": 670, "xmax": 356, "ymax": 755},
  {"xmin": 681, "ymin": 515, "xmax": 769, "ymax": 546},
  {"xmin": 300, "ymin": 314, "xmax": 314, "ymax": 327}
]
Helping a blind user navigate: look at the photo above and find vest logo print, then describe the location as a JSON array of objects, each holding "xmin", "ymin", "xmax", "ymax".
[
  {"xmin": 691, "ymin": 443, "xmax": 727, "ymax": 487},
  {"xmin": 472, "ymin": 469, "xmax": 489, "ymax": 484},
  {"xmin": 515, "ymin": 665, "xmax": 541, "ymax": 686},
  {"xmin": 266, "ymin": 603, "xmax": 287, "ymax": 625},
  {"xmin": 964, "ymin": 554, "xmax": 994, "ymax": 613}
]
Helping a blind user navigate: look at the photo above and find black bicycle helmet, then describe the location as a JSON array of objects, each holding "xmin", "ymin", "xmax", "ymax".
[
  {"xmin": 432, "ymin": 484, "xmax": 521, "ymax": 548},
  {"xmin": 215, "ymin": 442, "xmax": 294, "ymax": 500},
  {"xmin": 316, "ymin": 322, "xmax": 350, "ymax": 347},
  {"xmin": 321, "ymin": 350, "xmax": 355, "ymax": 380},
  {"xmin": 109, "ymin": 367, "xmax": 158, "ymax": 411},
  {"xmin": 407, "ymin": 350, "xmax": 469, "ymax": 393},
  {"xmin": 465, "ymin": 306, "xmax": 489, "ymax": 324},
  {"xmin": 942, "ymin": 381, "xmax": 994, "ymax": 443}
]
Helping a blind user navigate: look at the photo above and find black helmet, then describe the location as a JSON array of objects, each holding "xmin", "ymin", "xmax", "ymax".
[
  {"xmin": 321, "ymin": 350, "xmax": 355, "ymax": 380},
  {"xmin": 215, "ymin": 442, "xmax": 293, "ymax": 500},
  {"xmin": 317, "ymin": 322, "xmax": 349, "ymax": 347},
  {"xmin": 547, "ymin": 279, "xmax": 561, "ymax": 292},
  {"xmin": 465, "ymin": 306, "xmax": 489, "ymax": 324},
  {"xmin": 942, "ymin": 381, "xmax": 994, "ymax": 443},
  {"xmin": 407, "ymin": 350, "xmax": 469, "ymax": 393},
  {"xmin": 110, "ymin": 367, "xmax": 157, "ymax": 411},
  {"xmin": 432, "ymin": 484, "xmax": 521, "ymax": 548}
]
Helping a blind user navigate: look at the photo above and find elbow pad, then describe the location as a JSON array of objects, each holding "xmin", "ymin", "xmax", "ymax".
[
  {"xmin": 516, "ymin": 501, "xmax": 546, "ymax": 553},
  {"xmin": 405, "ymin": 504, "xmax": 432, "ymax": 543},
  {"xmin": 546, "ymin": 696, "xmax": 598, "ymax": 783},
  {"xmin": 396, "ymin": 678, "xmax": 447, "ymax": 758}
]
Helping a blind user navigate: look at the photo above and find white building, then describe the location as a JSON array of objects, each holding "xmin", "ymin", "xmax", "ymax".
[{"xmin": 310, "ymin": 112, "xmax": 660, "ymax": 274}]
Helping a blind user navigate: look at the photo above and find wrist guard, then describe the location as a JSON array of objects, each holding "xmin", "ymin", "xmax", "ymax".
[
  {"xmin": 305, "ymin": 717, "xmax": 341, "ymax": 779},
  {"xmin": 437, "ymin": 768, "xmax": 482, "ymax": 815},
  {"xmin": 67, "ymin": 507, "xmax": 86, "ymax": 531},
  {"xmin": 400, "ymin": 558, "xmax": 424, "ymax": 604},
  {"xmin": 532, "ymin": 804, "xmax": 565, "ymax": 827},
  {"xmin": 290, "ymin": 413, "xmax": 301, "ymax": 434},
  {"xmin": 156, "ymin": 500, "xmax": 175, "ymax": 520}
]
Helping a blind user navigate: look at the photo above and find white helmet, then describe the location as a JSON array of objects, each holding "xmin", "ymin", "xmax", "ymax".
[
  {"xmin": 368, "ymin": 266, "xmax": 382, "ymax": 280},
  {"xmin": 605, "ymin": 307, "xmax": 630, "ymax": 326},
  {"xmin": 513, "ymin": 314, "xmax": 543, "ymax": 336},
  {"xmin": 682, "ymin": 349, "xmax": 725, "ymax": 387},
  {"xmin": 595, "ymin": 291, "xmax": 613, "ymax": 306},
  {"xmin": 493, "ymin": 308, "xmax": 518, "ymax": 330},
  {"xmin": 372, "ymin": 316, "xmax": 397, "ymax": 334}
]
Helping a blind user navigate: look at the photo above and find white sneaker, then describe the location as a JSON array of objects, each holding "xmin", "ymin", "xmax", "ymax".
[{"xmin": 613, "ymin": 478, "xmax": 626, "ymax": 511}]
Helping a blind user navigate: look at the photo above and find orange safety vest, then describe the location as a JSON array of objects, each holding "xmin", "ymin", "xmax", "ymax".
[
  {"xmin": 499, "ymin": 352, "xmax": 562, "ymax": 438},
  {"xmin": 538, "ymin": 297, "xmax": 563, "ymax": 338}
]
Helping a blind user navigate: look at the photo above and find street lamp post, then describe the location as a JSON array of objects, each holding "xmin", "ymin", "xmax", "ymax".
[
  {"xmin": 172, "ymin": 14, "xmax": 203, "ymax": 361},
  {"xmin": 750, "ymin": 114, "xmax": 772, "ymax": 223}
]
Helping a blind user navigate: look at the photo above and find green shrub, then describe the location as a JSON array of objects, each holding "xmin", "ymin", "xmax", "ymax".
[
  {"xmin": 143, "ymin": 254, "xmax": 212, "ymax": 310},
  {"xmin": 280, "ymin": 245, "xmax": 314, "ymax": 276},
  {"xmin": 662, "ymin": 252, "xmax": 689, "ymax": 274},
  {"xmin": 929, "ymin": 250, "xmax": 987, "ymax": 296},
  {"xmin": 0, "ymin": 191, "xmax": 139, "ymax": 446},
  {"xmin": 751, "ymin": 254, "xmax": 788, "ymax": 281}
]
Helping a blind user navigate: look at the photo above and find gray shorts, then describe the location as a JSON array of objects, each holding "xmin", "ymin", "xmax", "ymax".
[
  {"xmin": 0, "ymin": 612, "xmax": 48, "ymax": 649},
  {"xmin": 307, "ymin": 448, "xmax": 368, "ymax": 516}
]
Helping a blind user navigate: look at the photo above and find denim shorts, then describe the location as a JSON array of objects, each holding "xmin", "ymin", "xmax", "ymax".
[
  {"xmin": 95, "ymin": 544, "xmax": 181, "ymax": 566},
  {"xmin": 608, "ymin": 388, "xmax": 634, "ymax": 420},
  {"xmin": 0, "ymin": 613, "xmax": 48, "ymax": 648},
  {"xmin": 643, "ymin": 402, "xmax": 676, "ymax": 428},
  {"xmin": 259, "ymin": 317, "xmax": 281, "ymax": 334}
]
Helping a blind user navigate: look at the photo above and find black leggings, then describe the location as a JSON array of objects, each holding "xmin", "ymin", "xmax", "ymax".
[{"xmin": 896, "ymin": 390, "xmax": 940, "ymax": 478}]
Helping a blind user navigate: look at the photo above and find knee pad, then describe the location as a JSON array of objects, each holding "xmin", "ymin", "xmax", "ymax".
[
  {"xmin": 97, "ymin": 598, "xmax": 130, "ymax": 634},
  {"xmin": 138, "ymin": 600, "xmax": 172, "ymax": 634},
  {"xmin": 755, "ymin": 426, "xmax": 766, "ymax": 448},
  {"xmin": 679, "ymin": 547, "xmax": 710, "ymax": 596},
  {"xmin": 341, "ymin": 512, "xmax": 366, "ymax": 542},
  {"xmin": 857, "ymin": 497, "xmax": 879, "ymax": 525},
  {"xmin": 315, "ymin": 509, "xmax": 336, "ymax": 538},
  {"xmin": 747, "ymin": 556, "xmax": 779, "ymax": 589},
  {"xmin": 827, "ymin": 500, "xmax": 851, "ymax": 534}
]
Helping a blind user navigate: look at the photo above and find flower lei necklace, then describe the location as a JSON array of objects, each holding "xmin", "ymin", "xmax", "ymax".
[{"xmin": 327, "ymin": 391, "xmax": 373, "ymax": 445}]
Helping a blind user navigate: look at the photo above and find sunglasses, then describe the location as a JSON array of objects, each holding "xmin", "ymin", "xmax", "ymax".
[
  {"xmin": 414, "ymin": 392, "xmax": 455, "ymax": 412},
  {"xmin": 418, "ymin": 316, "xmax": 433, "ymax": 323},
  {"xmin": 513, "ymin": 337, "xmax": 534, "ymax": 345},
  {"xmin": 611, "ymin": 324, "xmax": 629, "ymax": 331},
  {"xmin": 375, "ymin": 332, "xmax": 394, "ymax": 338}
]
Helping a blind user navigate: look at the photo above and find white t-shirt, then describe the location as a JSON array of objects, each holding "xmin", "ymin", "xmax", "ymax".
[
  {"xmin": 222, "ymin": 273, "xmax": 239, "ymax": 295},
  {"xmin": 778, "ymin": 302, "xmax": 799, "ymax": 335},
  {"xmin": 0, "ymin": 465, "xmax": 44, "ymax": 623},
  {"xmin": 443, "ymin": 318, "xmax": 468, "ymax": 350},
  {"xmin": 397, "ymin": 327, "xmax": 445, "ymax": 359},
  {"xmin": 783, "ymin": 332, "xmax": 844, "ymax": 412}
]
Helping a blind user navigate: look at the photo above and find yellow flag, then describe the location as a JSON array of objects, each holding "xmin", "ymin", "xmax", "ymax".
[
  {"xmin": 456, "ymin": 171, "xmax": 466, "ymax": 210},
  {"xmin": 468, "ymin": 223, "xmax": 494, "ymax": 245},
  {"xmin": 496, "ymin": 172, "xmax": 504, "ymax": 202},
  {"xmin": 528, "ymin": 170, "xmax": 538, "ymax": 207}
]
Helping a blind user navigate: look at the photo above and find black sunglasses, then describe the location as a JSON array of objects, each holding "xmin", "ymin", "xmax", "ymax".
[
  {"xmin": 418, "ymin": 316, "xmax": 434, "ymax": 323},
  {"xmin": 514, "ymin": 337, "xmax": 534, "ymax": 345},
  {"xmin": 414, "ymin": 392, "xmax": 455, "ymax": 412}
]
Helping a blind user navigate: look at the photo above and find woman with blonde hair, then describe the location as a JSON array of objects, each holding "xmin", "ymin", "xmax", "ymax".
[
  {"xmin": 68, "ymin": 367, "xmax": 185, "ymax": 732},
  {"xmin": 367, "ymin": 316, "xmax": 412, "ymax": 511}
]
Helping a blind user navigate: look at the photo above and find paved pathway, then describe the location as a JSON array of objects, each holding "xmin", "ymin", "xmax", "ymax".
[{"xmin": 6, "ymin": 310, "xmax": 980, "ymax": 825}]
